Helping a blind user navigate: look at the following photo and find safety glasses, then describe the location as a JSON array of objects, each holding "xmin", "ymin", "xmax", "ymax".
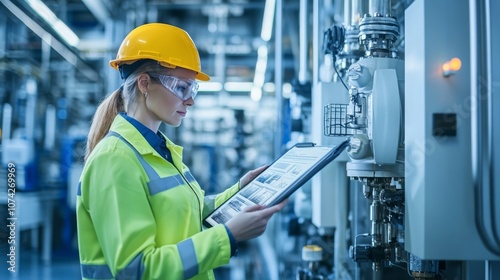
[{"xmin": 156, "ymin": 75, "xmax": 199, "ymax": 101}]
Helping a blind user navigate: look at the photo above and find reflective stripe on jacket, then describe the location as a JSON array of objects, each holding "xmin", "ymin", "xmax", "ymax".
[{"xmin": 76, "ymin": 114, "xmax": 240, "ymax": 279}]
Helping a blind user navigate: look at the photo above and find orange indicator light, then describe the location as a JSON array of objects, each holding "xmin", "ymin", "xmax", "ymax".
[{"xmin": 443, "ymin": 57, "xmax": 462, "ymax": 77}]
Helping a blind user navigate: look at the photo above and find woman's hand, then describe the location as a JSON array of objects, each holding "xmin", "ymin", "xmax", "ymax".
[
  {"xmin": 225, "ymin": 199, "xmax": 288, "ymax": 242},
  {"xmin": 239, "ymin": 165, "xmax": 269, "ymax": 189}
]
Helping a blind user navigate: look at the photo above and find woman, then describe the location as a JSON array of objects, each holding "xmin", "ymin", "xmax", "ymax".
[{"xmin": 76, "ymin": 23, "xmax": 287, "ymax": 280}]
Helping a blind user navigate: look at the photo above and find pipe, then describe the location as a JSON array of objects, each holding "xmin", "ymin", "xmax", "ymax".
[
  {"xmin": 44, "ymin": 105, "xmax": 56, "ymax": 151},
  {"xmin": 312, "ymin": 0, "xmax": 320, "ymax": 86},
  {"xmin": 25, "ymin": 79, "xmax": 37, "ymax": 141},
  {"xmin": 334, "ymin": 162, "xmax": 350, "ymax": 280},
  {"xmin": 0, "ymin": 13, "xmax": 6, "ymax": 56},
  {"xmin": 344, "ymin": 0, "xmax": 351, "ymax": 27},
  {"xmin": 298, "ymin": 0, "xmax": 309, "ymax": 83},
  {"xmin": 351, "ymin": 0, "xmax": 363, "ymax": 25},
  {"xmin": 274, "ymin": 0, "xmax": 283, "ymax": 158},
  {"xmin": 2, "ymin": 103, "xmax": 12, "ymax": 141},
  {"xmin": 369, "ymin": 0, "xmax": 391, "ymax": 16},
  {"xmin": 470, "ymin": 0, "xmax": 500, "ymax": 256}
]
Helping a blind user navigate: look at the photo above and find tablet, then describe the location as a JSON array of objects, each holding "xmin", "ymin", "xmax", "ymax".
[{"xmin": 203, "ymin": 139, "xmax": 350, "ymax": 228}]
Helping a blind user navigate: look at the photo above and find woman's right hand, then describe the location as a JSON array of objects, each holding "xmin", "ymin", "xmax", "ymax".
[{"xmin": 225, "ymin": 199, "xmax": 288, "ymax": 242}]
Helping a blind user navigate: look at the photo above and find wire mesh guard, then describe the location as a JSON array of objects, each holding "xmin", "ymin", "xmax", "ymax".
[{"xmin": 324, "ymin": 103, "xmax": 353, "ymax": 136}]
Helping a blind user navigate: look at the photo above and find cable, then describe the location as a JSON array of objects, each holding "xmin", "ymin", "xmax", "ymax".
[
  {"xmin": 475, "ymin": 178, "xmax": 500, "ymax": 255},
  {"xmin": 490, "ymin": 157, "xmax": 500, "ymax": 251},
  {"xmin": 471, "ymin": 0, "xmax": 500, "ymax": 257},
  {"xmin": 388, "ymin": 261, "xmax": 406, "ymax": 271},
  {"xmin": 323, "ymin": 25, "xmax": 350, "ymax": 91},
  {"xmin": 406, "ymin": 259, "xmax": 413, "ymax": 278},
  {"xmin": 332, "ymin": 53, "xmax": 350, "ymax": 91}
]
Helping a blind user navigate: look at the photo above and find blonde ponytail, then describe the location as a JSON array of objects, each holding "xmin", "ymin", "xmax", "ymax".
[
  {"xmin": 85, "ymin": 88, "xmax": 124, "ymax": 160},
  {"xmin": 85, "ymin": 60, "xmax": 166, "ymax": 160}
]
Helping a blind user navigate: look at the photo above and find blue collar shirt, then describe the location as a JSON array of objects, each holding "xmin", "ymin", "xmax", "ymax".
[{"xmin": 120, "ymin": 113, "xmax": 172, "ymax": 162}]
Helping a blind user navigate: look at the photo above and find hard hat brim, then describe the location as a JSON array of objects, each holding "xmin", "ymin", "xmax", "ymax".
[{"xmin": 109, "ymin": 58, "xmax": 210, "ymax": 81}]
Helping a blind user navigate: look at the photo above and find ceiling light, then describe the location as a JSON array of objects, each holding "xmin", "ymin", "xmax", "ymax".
[
  {"xmin": 25, "ymin": 0, "xmax": 80, "ymax": 47},
  {"xmin": 261, "ymin": 0, "xmax": 276, "ymax": 41}
]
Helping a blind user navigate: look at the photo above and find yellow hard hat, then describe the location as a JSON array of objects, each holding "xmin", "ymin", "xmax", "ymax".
[{"xmin": 109, "ymin": 23, "xmax": 210, "ymax": 81}]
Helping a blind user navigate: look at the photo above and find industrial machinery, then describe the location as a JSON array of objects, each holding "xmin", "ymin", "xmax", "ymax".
[
  {"xmin": 341, "ymin": 0, "xmax": 408, "ymax": 273},
  {"xmin": 297, "ymin": 0, "xmax": 500, "ymax": 279}
]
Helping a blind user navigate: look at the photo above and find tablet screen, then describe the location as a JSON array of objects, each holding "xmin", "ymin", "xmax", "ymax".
[{"xmin": 203, "ymin": 140, "xmax": 349, "ymax": 228}]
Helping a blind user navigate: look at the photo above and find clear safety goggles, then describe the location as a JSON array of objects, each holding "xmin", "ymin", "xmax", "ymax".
[{"xmin": 156, "ymin": 75, "xmax": 199, "ymax": 101}]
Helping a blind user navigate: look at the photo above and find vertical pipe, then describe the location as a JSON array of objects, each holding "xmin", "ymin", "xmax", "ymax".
[
  {"xmin": 344, "ymin": 0, "xmax": 351, "ymax": 27},
  {"xmin": 334, "ymin": 163, "xmax": 349, "ymax": 280},
  {"xmin": 2, "ymin": 103, "xmax": 12, "ymax": 141},
  {"xmin": 107, "ymin": 19, "xmax": 127, "ymax": 93},
  {"xmin": 274, "ymin": 0, "xmax": 284, "ymax": 158},
  {"xmin": 369, "ymin": 0, "xmax": 391, "ymax": 16},
  {"xmin": 312, "ymin": 0, "xmax": 320, "ymax": 87},
  {"xmin": 483, "ymin": 0, "xmax": 498, "ymax": 251},
  {"xmin": 267, "ymin": 3, "xmax": 283, "ymax": 280},
  {"xmin": 471, "ymin": 0, "xmax": 500, "ymax": 256},
  {"xmin": 489, "ymin": 0, "xmax": 500, "ymax": 263},
  {"xmin": 25, "ymin": 79, "xmax": 37, "ymax": 141},
  {"xmin": 351, "ymin": 0, "xmax": 362, "ymax": 25},
  {"xmin": 298, "ymin": 0, "xmax": 309, "ymax": 83},
  {"xmin": 215, "ymin": 39, "xmax": 227, "ymax": 107},
  {"xmin": 44, "ymin": 105, "xmax": 56, "ymax": 151},
  {"xmin": 0, "ymin": 13, "xmax": 6, "ymax": 56},
  {"xmin": 486, "ymin": 261, "xmax": 490, "ymax": 280},
  {"xmin": 353, "ymin": 182, "xmax": 361, "ymax": 279}
]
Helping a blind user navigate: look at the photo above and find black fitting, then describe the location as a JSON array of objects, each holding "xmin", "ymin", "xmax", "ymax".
[
  {"xmin": 349, "ymin": 245, "xmax": 387, "ymax": 262},
  {"xmin": 323, "ymin": 25, "xmax": 345, "ymax": 56}
]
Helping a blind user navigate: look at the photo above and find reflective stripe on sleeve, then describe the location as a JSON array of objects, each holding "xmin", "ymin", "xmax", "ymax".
[
  {"xmin": 80, "ymin": 253, "xmax": 144, "ymax": 280},
  {"xmin": 116, "ymin": 253, "xmax": 144, "ymax": 280},
  {"xmin": 177, "ymin": 239, "xmax": 199, "ymax": 279},
  {"xmin": 81, "ymin": 263, "xmax": 113, "ymax": 279}
]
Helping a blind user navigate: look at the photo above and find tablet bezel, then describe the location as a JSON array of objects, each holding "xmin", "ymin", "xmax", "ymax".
[{"xmin": 202, "ymin": 140, "xmax": 349, "ymax": 228}]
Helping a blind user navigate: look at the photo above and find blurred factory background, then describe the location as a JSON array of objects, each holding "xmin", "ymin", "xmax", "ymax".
[{"xmin": 0, "ymin": 0, "xmax": 500, "ymax": 279}]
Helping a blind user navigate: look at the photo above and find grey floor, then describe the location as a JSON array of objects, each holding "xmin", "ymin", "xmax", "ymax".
[
  {"xmin": 0, "ymin": 247, "xmax": 81, "ymax": 280},
  {"xmin": 0, "ymin": 221, "xmax": 268, "ymax": 280},
  {"xmin": 0, "ymin": 240, "xmax": 251, "ymax": 280},
  {"xmin": 0, "ymin": 248, "xmax": 245, "ymax": 280}
]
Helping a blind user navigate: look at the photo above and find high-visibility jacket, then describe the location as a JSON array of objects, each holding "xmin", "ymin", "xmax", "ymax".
[{"xmin": 76, "ymin": 114, "xmax": 239, "ymax": 279}]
